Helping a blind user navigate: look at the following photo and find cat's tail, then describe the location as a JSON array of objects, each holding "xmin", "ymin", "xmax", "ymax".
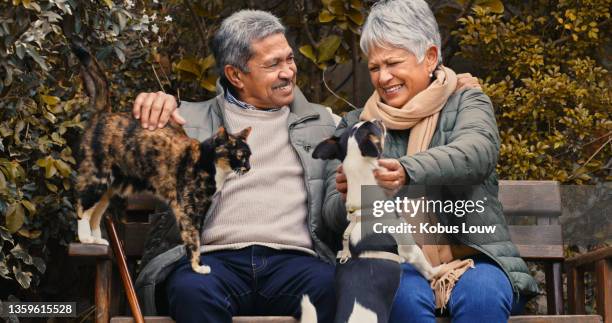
[
  {"xmin": 299, "ymin": 295, "xmax": 318, "ymax": 323},
  {"xmin": 70, "ymin": 40, "xmax": 111, "ymax": 114}
]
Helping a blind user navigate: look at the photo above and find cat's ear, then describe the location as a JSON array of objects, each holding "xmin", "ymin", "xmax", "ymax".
[
  {"xmin": 217, "ymin": 126, "xmax": 228, "ymax": 139},
  {"xmin": 237, "ymin": 127, "xmax": 252, "ymax": 140},
  {"xmin": 312, "ymin": 136, "xmax": 341, "ymax": 160}
]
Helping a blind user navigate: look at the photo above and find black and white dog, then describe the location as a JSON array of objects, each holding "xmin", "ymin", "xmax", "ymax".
[{"xmin": 301, "ymin": 120, "xmax": 439, "ymax": 323}]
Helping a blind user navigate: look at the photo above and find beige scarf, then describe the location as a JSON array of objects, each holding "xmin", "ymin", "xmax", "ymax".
[{"xmin": 360, "ymin": 66, "xmax": 475, "ymax": 309}]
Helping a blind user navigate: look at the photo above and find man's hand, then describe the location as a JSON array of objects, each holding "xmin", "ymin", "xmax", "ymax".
[
  {"xmin": 132, "ymin": 91, "xmax": 186, "ymax": 130},
  {"xmin": 455, "ymin": 73, "xmax": 482, "ymax": 92},
  {"xmin": 335, "ymin": 164, "xmax": 347, "ymax": 202},
  {"xmin": 374, "ymin": 159, "xmax": 407, "ymax": 195}
]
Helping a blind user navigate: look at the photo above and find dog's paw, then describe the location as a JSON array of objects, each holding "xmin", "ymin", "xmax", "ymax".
[
  {"xmin": 194, "ymin": 265, "xmax": 211, "ymax": 275},
  {"xmin": 79, "ymin": 235, "xmax": 95, "ymax": 244},
  {"xmin": 91, "ymin": 228, "xmax": 102, "ymax": 239},
  {"xmin": 425, "ymin": 265, "xmax": 443, "ymax": 280}
]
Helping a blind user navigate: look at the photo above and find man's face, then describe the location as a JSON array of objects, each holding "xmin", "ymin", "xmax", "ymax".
[{"xmin": 239, "ymin": 33, "xmax": 297, "ymax": 109}]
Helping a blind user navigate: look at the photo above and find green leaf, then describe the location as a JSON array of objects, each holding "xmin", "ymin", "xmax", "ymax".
[
  {"xmin": 175, "ymin": 58, "xmax": 201, "ymax": 77},
  {"xmin": 32, "ymin": 257, "xmax": 46, "ymax": 274},
  {"xmin": 350, "ymin": 0, "xmax": 363, "ymax": 9},
  {"xmin": 60, "ymin": 147, "xmax": 76, "ymax": 165},
  {"xmin": 0, "ymin": 123, "xmax": 13, "ymax": 137},
  {"xmin": 45, "ymin": 181, "xmax": 58, "ymax": 193},
  {"xmin": 0, "ymin": 170, "xmax": 6, "ymax": 191},
  {"xmin": 327, "ymin": 0, "xmax": 345, "ymax": 15},
  {"xmin": 54, "ymin": 159, "xmax": 72, "ymax": 178},
  {"xmin": 199, "ymin": 55, "xmax": 215, "ymax": 71},
  {"xmin": 458, "ymin": 0, "xmax": 504, "ymax": 13},
  {"xmin": 114, "ymin": 46, "xmax": 125, "ymax": 63},
  {"xmin": 299, "ymin": 45, "xmax": 317, "ymax": 63},
  {"xmin": 18, "ymin": 229, "xmax": 42, "ymax": 239},
  {"xmin": 0, "ymin": 226, "xmax": 13, "ymax": 245},
  {"xmin": 24, "ymin": 47, "xmax": 48, "ymax": 71},
  {"xmin": 13, "ymin": 266, "xmax": 32, "ymax": 289},
  {"xmin": 317, "ymin": 35, "xmax": 342, "ymax": 62},
  {"xmin": 199, "ymin": 75, "xmax": 217, "ymax": 92},
  {"xmin": 37, "ymin": 157, "xmax": 57, "ymax": 178},
  {"xmin": 13, "ymin": 120, "xmax": 24, "ymax": 144},
  {"xmin": 319, "ymin": 10, "xmax": 335, "ymax": 23},
  {"xmin": 0, "ymin": 262, "xmax": 9, "ymax": 280},
  {"xmin": 43, "ymin": 111, "xmax": 57, "ymax": 123},
  {"xmin": 10, "ymin": 244, "xmax": 32, "ymax": 265},
  {"xmin": 478, "ymin": 0, "xmax": 504, "ymax": 13},
  {"xmin": 347, "ymin": 9, "xmax": 364, "ymax": 25},
  {"xmin": 6, "ymin": 204, "xmax": 25, "ymax": 233},
  {"xmin": 41, "ymin": 95, "xmax": 60, "ymax": 106},
  {"xmin": 21, "ymin": 200, "xmax": 36, "ymax": 215}
]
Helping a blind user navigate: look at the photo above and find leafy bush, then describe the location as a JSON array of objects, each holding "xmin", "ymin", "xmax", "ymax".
[
  {"xmin": 453, "ymin": 1, "xmax": 611, "ymax": 183},
  {"xmin": 0, "ymin": 0, "xmax": 609, "ymax": 315}
]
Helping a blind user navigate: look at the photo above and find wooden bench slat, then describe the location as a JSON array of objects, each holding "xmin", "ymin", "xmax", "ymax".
[
  {"xmin": 498, "ymin": 180, "xmax": 561, "ymax": 217},
  {"xmin": 110, "ymin": 316, "xmax": 298, "ymax": 323},
  {"xmin": 437, "ymin": 315, "xmax": 603, "ymax": 323},
  {"xmin": 110, "ymin": 315, "xmax": 603, "ymax": 323},
  {"xmin": 509, "ymin": 225, "xmax": 564, "ymax": 260},
  {"xmin": 68, "ymin": 242, "xmax": 111, "ymax": 258},
  {"xmin": 565, "ymin": 246, "xmax": 612, "ymax": 268},
  {"xmin": 121, "ymin": 222, "xmax": 151, "ymax": 257},
  {"xmin": 126, "ymin": 194, "xmax": 160, "ymax": 211}
]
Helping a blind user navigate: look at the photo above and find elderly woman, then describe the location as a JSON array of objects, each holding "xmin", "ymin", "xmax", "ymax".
[{"xmin": 323, "ymin": 0, "xmax": 538, "ymax": 322}]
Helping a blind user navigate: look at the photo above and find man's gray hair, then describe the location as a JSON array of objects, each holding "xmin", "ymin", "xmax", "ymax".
[
  {"xmin": 212, "ymin": 9, "xmax": 285, "ymax": 76},
  {"xmin": 360, "ymin": 0, "xmax": 442, "ymax": 64}
]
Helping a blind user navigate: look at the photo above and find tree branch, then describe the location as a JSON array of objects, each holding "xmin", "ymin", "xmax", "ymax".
[
  {"xmin": 295, "ymin": 0, "xmax": 317, "ymax": 48},
  {"xmin": 183, "ymin": 0, "xmax": 208, "ymax": 52},
  {"xmin": 442, "ymin": 0, "xmax": 475, "ymax": 63}
]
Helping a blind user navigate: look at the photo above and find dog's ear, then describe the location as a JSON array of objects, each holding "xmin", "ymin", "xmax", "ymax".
[
  {"xmin": 358, "ymin": 136, "xmax": 381, "ymax": 158},
  {"xmin": 312, "ymin": 136, "xmax": 341, "ymax": 160},
  {"xmin": 355, "ymin": 122, "xmax": 384, "ymax": 158}
]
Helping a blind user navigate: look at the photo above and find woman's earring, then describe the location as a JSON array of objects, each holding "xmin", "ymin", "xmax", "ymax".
[{"xmin": 429, "ymin": 72, "xmax": 433, "ymax": 78}]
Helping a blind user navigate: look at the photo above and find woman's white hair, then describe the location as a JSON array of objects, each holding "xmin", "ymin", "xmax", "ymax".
[{"xmin": 360, "ymin": 0, "xmax": 442, "ymax": 64}]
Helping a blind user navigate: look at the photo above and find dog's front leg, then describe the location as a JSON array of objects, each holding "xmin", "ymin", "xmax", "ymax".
[{"xmin": 398, "ymin": 244, "xmax": 441, "ymax": 280}]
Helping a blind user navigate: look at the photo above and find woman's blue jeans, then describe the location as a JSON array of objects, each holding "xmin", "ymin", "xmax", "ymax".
[{"xmin": 390, "ymin": 256, "xmax": 527, "ymax": 323}]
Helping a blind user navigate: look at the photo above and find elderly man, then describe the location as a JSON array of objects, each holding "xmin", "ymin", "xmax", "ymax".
[{"xmin": 132, "ymin": 10, "xmax": 339, "ymax": 323}]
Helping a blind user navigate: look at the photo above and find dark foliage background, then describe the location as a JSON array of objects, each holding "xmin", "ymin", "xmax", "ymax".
[{"xmin": 0, "ymin": 0, "xmax": 610, "ymax": 318}]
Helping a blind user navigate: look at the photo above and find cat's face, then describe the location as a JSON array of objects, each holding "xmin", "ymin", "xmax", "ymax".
[{"xmin": 213, "ymin": 127, "xmax": 252, "ymax": 175}]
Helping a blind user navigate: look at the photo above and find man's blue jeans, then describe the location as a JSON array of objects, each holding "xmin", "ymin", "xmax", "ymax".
[
  {"xmin": 166, "ymin": 246, "xmax": 335, "ymax": 323},
  {"xmin": 390, "ymin": 257, "xmax": 527, "ymax": 323}
]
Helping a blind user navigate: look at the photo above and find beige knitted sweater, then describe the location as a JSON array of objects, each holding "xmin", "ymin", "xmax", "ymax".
[{"xmin": 201, "ymin": 100, "xmax": 314, "ymax": 255}]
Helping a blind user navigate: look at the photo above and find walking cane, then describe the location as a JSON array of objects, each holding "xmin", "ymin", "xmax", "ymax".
[{"xmin": 105, "ymin": 215, "xmax": 145, "ymax": 323}]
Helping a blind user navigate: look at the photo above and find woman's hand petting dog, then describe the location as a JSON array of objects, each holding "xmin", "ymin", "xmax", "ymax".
[
  {"xmin": 336, "ymin": 158, "xmax": 407, "ymax": 200},
  {"xmin": 374, "ymin": 159, "xmax": 407, "ymax": 196},
  {"xmin": 132, "ymin": 91, "xmax": 186, "ymax": 130}
]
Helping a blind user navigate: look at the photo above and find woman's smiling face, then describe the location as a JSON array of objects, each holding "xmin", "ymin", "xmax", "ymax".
[{"xmin": 367, "ymin": 45, "xmax": 438, "ymax": 108}]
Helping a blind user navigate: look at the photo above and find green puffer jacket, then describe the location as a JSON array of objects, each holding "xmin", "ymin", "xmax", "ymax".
[{"xmin": 322, "ymin": 89, "xmax": 539, "ymax": 298}]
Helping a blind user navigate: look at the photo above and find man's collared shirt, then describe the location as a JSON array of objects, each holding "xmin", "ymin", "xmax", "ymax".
[{"xmin": 224, "ymin": 87, "xmax": 282, "ymax": 112}]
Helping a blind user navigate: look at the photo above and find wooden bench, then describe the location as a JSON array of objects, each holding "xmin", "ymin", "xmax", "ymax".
[
  {"xmin": 566, "ymin": 246, "xmax": 612, "ymax": 323},
  {"xmin": 68, "ymin": 180, "xmax": 603, "ymax": 323}
]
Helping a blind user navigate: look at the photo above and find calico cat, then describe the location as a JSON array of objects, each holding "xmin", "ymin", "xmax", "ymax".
[{"xmin": 72, "ymin": 42, "xmax": 252, "ymax": 274}]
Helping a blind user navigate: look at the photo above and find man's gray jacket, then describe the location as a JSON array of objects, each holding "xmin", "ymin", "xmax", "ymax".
[{"xmin": 134, "ymin": 86, "xmax": 339, "ymax": 315}]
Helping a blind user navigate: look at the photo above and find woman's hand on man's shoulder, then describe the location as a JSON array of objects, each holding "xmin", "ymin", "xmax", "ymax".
[{"xmin": 455, "ymin": 73, "xmax": 482, "ymax": 93}]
